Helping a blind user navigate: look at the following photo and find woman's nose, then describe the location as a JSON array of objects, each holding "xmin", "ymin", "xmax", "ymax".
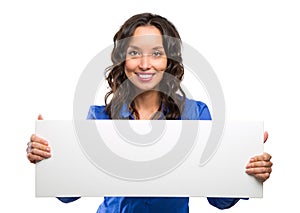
[{"xmin": 138, "ymin": 55, "xmax": 152, "ymax": 70}]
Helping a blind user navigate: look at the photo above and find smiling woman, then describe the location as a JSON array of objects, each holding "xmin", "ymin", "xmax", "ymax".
[
  {"xmin": 105, "ymin": 14, "xmax": 186, "ymax": 120},
  {"xmin": 26, "ymin": 12, "xmax": 273, "ymax": 213}
]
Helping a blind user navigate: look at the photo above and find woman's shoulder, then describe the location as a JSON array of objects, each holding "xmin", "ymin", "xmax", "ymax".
[
  {"xmin": 182, "ymin": 97, "xmax": 212, "ymax": 120},
  {"xmin": 87, "ymin": 105, "xmax": 110, "ymax": 120}
]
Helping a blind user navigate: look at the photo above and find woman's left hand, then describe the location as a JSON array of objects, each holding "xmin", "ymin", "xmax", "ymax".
[{"xmin": 245, "ymin": 131, "xmax": 273, "ymax": 182}]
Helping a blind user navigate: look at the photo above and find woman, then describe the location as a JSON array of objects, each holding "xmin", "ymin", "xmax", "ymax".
[{"xmin": 27, "ymin": 13, "xmax": 272, "ymax": 212}]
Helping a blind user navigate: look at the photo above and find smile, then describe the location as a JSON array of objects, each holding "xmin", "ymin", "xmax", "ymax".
[{"xmin": 136, "ymin": 73, "xmax": 155, "ymax": 81}]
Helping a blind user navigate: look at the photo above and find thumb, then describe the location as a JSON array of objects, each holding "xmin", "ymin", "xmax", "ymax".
[
  {"xmin": 38, "ymin": 114, "xmax": 44, "ymax": 120},
  {"xmin": 264, "ymin": 131, "xmax": 269, "ymax": 143}
]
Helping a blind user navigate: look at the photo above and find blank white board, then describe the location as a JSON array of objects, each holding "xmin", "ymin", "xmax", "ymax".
[{"xmin": 35, "ymin": 120, "xmax": 263, "ymax": 197}]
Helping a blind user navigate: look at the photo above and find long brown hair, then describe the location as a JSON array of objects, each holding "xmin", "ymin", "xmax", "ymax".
[{"xmin": 105, "ymin": 13, "xmax": 186, "ymax": 119}]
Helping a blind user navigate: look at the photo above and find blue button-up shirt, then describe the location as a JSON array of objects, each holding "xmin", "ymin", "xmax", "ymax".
[{"xmin": 58, "ymin": 98, "xmax": 242, "ymax": 212}]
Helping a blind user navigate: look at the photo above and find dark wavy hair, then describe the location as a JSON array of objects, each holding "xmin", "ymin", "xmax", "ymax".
[{"xmin": 105, "ymin": 13, "xmax": 186, "ymax": 119}]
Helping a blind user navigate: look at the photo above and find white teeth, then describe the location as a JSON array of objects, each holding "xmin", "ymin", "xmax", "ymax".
[{"xmin": 138, "ymin": 74, "xmax": 153, "ymax": 79}]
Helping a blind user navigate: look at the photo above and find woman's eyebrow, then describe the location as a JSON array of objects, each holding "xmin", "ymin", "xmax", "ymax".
[
  {"xmin": 128, "ymin": 45, "xmax": 164, "ymax": 50},
  {"xmin": 127, "ymin": 45, "xmax": 142, "ymax": 50},
  {"xmin": 152, "ymin": 46, "xmax": 164, "ymax": 50}
]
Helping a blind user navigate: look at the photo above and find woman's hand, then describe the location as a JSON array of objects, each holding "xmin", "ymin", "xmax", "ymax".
[
  {"xmin": 245, "ymin": 131, "xmax": 273, "ymax": 182},
  {"xmin": 26, "ymin": 115, "xmax": 51, "ymax": 164}
]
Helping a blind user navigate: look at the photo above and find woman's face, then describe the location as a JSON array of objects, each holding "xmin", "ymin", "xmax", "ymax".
[{"xmin": 125, "ymin": 26, "xmax": 167, "ymax": 92}]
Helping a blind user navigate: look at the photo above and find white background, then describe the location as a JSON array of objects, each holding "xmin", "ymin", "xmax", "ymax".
[{"xmin": 1, "ymin": 0, "xmax": 299, "ymax": 212}]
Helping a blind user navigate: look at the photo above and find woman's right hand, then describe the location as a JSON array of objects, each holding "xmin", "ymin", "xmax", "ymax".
[{"xmin": 26, "ymin": 115, "xmax": 51, "ymax": 164}]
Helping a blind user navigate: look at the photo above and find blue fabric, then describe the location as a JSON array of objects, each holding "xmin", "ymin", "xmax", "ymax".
[
  {"xmin": 87, "ymin": 98, "xmax": 211, "ymax": 120},
  {"xmin": 58, "ymin": 98, "xmax": 243, "ymax": 212},
  {"xmin": 57, "ymin": 197, "xmax": 80, "ymax": 203}
]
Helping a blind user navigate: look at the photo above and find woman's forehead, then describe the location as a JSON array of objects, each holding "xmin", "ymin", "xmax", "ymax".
[
  {"xmin": 127, "ymin": 26, "xmax": 162, "ymax": 48},
  {"xmin": 128, "ymin": 35, "xmax": 163, "ymax": 50},
  {"xmin": 133, "ymin": 25, "xmax": 162, "ymax": 36}
]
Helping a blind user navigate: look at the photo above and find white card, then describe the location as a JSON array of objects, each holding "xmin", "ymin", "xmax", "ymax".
[{"xmin": 35, "ymin": 120, "xmax": 263, "ymax": 197}]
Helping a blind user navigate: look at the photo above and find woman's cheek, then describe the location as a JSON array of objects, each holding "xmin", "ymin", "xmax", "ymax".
[
  {"xmin": 124, "ymin": 60, "xmax": 137, "ymax": 77},
  {"xmin": 153, "ymin": 58, "xmax": 167, "ymax": 71}
]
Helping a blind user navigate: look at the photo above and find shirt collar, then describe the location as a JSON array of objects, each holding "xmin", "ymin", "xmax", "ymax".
[
  {"xmin": 119, "ymin": 104, "xmax": 133, "ymax": 119},
  {"xmin": 118, "ymin": 103, "xmax": 167, "ymax": 120}
]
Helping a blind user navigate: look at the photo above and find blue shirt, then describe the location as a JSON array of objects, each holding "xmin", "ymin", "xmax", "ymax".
[{"xmin": 58, "ymin": 98, "xmax": 242, "ymax": 212}]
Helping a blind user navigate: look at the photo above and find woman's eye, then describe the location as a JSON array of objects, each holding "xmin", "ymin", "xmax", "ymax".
[
  {"xmin": 128, "ymin": 50, "xmax": 140, "ymax": 56},
  {"xmin": 153, "ymin": 50, "xmax": 163, "ymax": 57}
]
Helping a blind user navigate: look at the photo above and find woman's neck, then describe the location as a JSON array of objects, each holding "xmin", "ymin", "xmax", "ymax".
[{"xmin": 133, "ymin": 90, "xmax": 161, "ymax": 120}]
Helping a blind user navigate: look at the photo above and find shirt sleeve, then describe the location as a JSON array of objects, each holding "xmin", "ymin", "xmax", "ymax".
[
  {"xmin": 207, "ymin": 197, "xmax": 241, "ymax": 209},
  {"xmin": 87, "ymin": 105, "xmax": 110, "ymax": 120},
  {"xmin": 181, "ymin": 99, "xmax": 212, "ymax": 120},
  {"xmin": 57, "ymin": 197, "xmax": 81, "ymax": 203},
  {"xmin": 196, "ymin": 101, "xmax": 212, "ymax": 120}
]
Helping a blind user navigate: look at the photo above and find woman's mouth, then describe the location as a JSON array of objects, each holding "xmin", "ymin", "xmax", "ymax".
[{"xmin": 136, "ymin": 73, "xmax": 155, "ymax": 81}]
